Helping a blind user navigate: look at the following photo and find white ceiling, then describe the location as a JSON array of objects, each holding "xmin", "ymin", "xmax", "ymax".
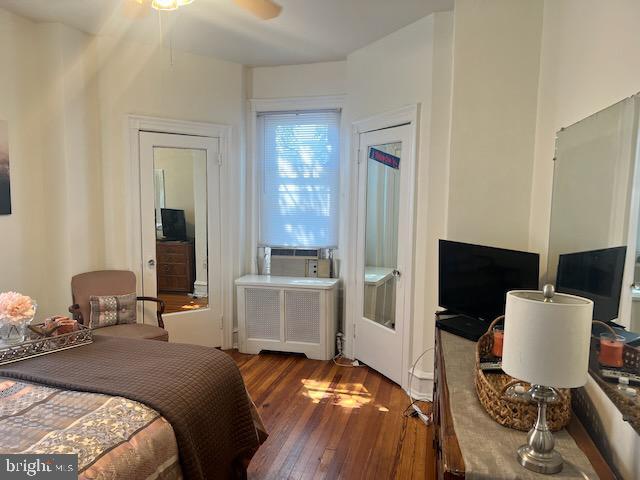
[{"xmin": 0, "ymin": 0, "xmax": 453, "ymax": 66}]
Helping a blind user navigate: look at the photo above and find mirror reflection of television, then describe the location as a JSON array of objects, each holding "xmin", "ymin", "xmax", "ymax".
[
  {"xmin": 161, "ymin": 208, "xmax": 187, "ymax": 241},
  {"xmin": 439, "ymin": 240, "xmax": 540, "ymax": 322},
  {"xmin": 556, "ymin": 246, "xmax": 626, "ymax": 323}
]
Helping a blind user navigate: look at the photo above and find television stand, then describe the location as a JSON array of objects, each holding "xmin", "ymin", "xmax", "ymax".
[{"xmin": 435, "ymin": 312, "xmax": 491, "ymax": 342}]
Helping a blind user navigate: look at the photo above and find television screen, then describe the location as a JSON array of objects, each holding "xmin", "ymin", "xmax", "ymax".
[
  {"xmin": 161, "ymin": 208, "xmax": 187, "ymax": 241},
  {"xmin": 439, "ymin": 240, "xmax": 540, "ymax": 321},
  {"xmin": 556, "ymin": 246, "xmax": 626, "ymax": 322}
]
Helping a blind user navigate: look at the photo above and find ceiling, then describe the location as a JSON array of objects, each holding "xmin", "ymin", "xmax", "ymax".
[{"xmin": 0, "ymin": 0, "xmax": 453, "ymax": 66}]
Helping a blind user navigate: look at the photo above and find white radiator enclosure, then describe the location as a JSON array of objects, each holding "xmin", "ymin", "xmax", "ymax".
[{"xmin": 236, "ymin": 275, "xmax": 339, "ymax": 360}]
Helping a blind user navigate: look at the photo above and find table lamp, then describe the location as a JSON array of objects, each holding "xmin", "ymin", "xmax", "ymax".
[{"xmin": 502, "ymin": 285, "xmax": 593, "ymax": 474}]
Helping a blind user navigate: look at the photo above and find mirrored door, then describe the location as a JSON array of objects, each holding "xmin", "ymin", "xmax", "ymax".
[
  {"xmin": 140, "ymin": 132, "xmax": 222, "ymax": 347},
  {"xmin": 355, "ymin": 124, "xmax": 414, "ymax": 386}
]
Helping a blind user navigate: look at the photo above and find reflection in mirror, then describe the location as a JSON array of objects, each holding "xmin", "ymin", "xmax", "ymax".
[
  {"xmin": 154, "ymin": 169, "xmax": 165, "ymax": 230},
  {"xmin": 363, "ymin": 142, "xmax": 401, "ymax": 330},
  {"xmin": 548, "ymin": 97, "xmax": 637, "ymax": 327},
  {"xmin": 547, "ymin": 95, "xmax": 640, "ymax": 438},
  {"xmin": 153, "ymin": 147, "xmax": 208, "ymax": 314}
]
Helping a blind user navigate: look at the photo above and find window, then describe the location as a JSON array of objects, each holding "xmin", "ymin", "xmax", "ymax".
[{"xmin": 258, "ymin": 110, "xmax": 340, "ymax": 248}]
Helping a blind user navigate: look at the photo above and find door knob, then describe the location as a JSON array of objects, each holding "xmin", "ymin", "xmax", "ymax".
[
  {"xmin": 148, "ymin": 259, "xmax": 156, "ymax": 268},
  {"xmin": 392, "ymin": 269, "xmax": 401, "ymax": 277}
]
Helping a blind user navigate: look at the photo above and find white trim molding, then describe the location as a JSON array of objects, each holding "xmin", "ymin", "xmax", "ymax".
[
  {"xmin": 126, "ymin": 114, "xmax": 235, "ymax": 349},
  {"xmin": 351, "ymin": 104, "xmax": 419, "ymax": 134},
  {"xmin": 193, "ymin": 281, "xmax": 209, "ymax": 298},
  {"xmin": 249, "ymin": 95, "xmax": 346, "ymax": 114},
  {"xmin": 406, "ymin": 368, "xmax": 434, "ymax": 401}
]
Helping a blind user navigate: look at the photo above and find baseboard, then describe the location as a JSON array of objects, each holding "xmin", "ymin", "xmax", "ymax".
[
  {"xmin": 193, "ymin": 280, "xmax": 208, "ymax": 298},
  {"xmin": 406, "ymin": 368, "xmax": 434, "ymax": 402}
]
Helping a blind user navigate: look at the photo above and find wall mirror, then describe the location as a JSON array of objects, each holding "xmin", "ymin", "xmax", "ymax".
[
  {"xmin": 153, "ymin": 147, "xmax": 209, "ymax": 314},
  {"xmin": 547, "ymin": 95, "xmax": 640, "ymax": 440},
  {"xmin": 548, "ymin": 95, "xmax": 640, "ymax": 332}
]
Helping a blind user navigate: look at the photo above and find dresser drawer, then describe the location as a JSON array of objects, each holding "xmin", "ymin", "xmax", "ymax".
[
  {"xmin": 156, "ymin": 240, "xmax": 195, "ymax": 293},
  {"xmin": 158, "ymin": 244, "xmax": 189, "ymax": 255},
  {"xmin": 157, "ymin": 263, "xmax": 187, "ymax": 276},
  {"xmin": 157, "ymin": 252, "xmax": 187, "ymax": 264},
  {"xmin": 158, "ymin": 275, "xmax": 190, "ymax": 292}
]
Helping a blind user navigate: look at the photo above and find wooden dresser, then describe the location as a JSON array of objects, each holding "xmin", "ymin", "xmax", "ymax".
[
  {"xmin": 433, "ymin": 325, "xmax": 616, "ymax": 480},
  {"xmin": 156, "ymin": 240, "xmax": 195, "ymax": 293}
]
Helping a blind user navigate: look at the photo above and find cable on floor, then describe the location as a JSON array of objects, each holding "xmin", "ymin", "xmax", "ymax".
[
  {"xmin": 404, "ymin": 347, "xmax": 434, "ymax": 424},
  {"xmin": 332, "ymin": 353, "xmax": 364, "ymax": 367}
]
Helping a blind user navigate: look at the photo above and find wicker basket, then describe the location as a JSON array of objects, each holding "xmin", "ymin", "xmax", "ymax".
[{"xmin": 474, "ymin": 316, "xmax": 571, "ymax": 432}]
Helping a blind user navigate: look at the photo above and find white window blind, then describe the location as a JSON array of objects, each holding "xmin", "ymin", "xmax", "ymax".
[{"xmin": 258, "ymin": 110, "xmax": 340, "ymax": 248}]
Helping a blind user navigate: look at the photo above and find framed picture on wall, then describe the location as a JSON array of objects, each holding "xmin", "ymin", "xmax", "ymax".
[{"xmin": 0, "ymin": 121, "xmax": 10, "ymax": 215}]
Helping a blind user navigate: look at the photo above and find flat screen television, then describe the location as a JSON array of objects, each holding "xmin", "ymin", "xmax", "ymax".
[
  {"xmin": 556, "ymin": 246, "xmax": 626, "ymax": 323},
  {"xmin": 439, "ymin": 240, "xmax": 540, "ymax": 322},
  {"xmin": 161, "ymin": 208, "xmax": 187, "ymax": 241}
]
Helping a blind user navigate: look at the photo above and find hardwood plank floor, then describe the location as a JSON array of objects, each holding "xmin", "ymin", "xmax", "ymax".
[
  {"xmin": 157, "ymin": 292, "xmax": 208, "ymax": 314},
  {"xmin": 227, "ymin": 350, "xmax": 435, "ymax": 480}
]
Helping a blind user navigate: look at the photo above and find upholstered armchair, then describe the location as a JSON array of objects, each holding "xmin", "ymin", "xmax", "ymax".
[{"xmin": 69, "ymin": 270, "xmax": 168, "ymax": 341}]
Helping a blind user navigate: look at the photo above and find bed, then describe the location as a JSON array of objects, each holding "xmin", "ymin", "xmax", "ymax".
[
  {"xmin": 0, "ymin": 379, "xmax": 183, "ymax": 478},
  {"xmin": 0, "ymin": 336, "xmax": 267, "ymax": 479}
]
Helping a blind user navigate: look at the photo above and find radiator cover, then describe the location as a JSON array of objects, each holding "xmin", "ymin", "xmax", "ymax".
[{"xmin": 236, "ymin": 275, "xmax": 338, "ymax": 360}]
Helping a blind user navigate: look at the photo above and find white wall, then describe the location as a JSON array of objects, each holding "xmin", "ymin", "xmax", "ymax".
[
  {"xmin": 0, "ymin": 14, "xmax": 105, "ymax": 317},
  {"xmin": 529, "ymin": 1, "xmax": 640, "ymax": 477},
  {"xmin": 0, "ymin": 10, "xmax": 47, "ymax": 313},
  {"xmin": 250, "ymin": 61, "xmax": 346, "ymax": 99},
  {"xmin": 448, "ymin": 0, "xmax": 543, "ymax": 251},
  {"xmin": 38, "ymin": 23, "xmax": 105, "ymax": 315},
  {"xmin": 530, "ymin": 0, "xmax": 640, "ymax": 273}
]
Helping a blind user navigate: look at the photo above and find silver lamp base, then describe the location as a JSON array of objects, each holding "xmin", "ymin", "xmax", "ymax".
[
  {"xmin": 517, "ymin": 444, "xmax": 563, "ymax": 474},
  {"xmin": 513, "ymin": 385, "xmax": 564, "ymax": 475}
]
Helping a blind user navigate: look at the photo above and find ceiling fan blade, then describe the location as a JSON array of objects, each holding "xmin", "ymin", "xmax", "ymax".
[{"xmin": 233, "ymin": 0, "xmax": 282, "ymax": 20}]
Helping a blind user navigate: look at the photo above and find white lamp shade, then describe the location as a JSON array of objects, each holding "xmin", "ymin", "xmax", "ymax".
[{"xmin": 502, "ymin": 290, "xmax": 593, "ymax": 388}]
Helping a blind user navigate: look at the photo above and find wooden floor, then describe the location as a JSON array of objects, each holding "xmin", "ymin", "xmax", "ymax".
[
  {"xmin": 157, "ymin": 292, "xmax": 208, "ymax": 314},
  {"xmin": 228, "ymin": 350, "xmax": 436, "ymax": 480}
]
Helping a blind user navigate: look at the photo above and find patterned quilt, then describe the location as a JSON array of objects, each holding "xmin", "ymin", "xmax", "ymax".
[{"xmin": 0, "ymin": 378, "xmax": 182, "ymax": 479}]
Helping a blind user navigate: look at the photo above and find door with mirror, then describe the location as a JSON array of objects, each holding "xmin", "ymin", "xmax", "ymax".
[
  {"xmin": 139, "ymin": 132, "xmax": 222, "ymax": 347},
  {"xmin": 355, "ymin": 124, "xmax": 413, "ymax": 385}
]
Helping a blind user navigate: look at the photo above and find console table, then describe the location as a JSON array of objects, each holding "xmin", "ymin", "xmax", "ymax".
[{"xmin": 433, "ymin": 327, "xmax": 615, "ymax": 479}]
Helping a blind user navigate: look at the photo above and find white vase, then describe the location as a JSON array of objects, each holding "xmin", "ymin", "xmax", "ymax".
[{"xmin": 0, "ymin": 307, "xmax": 36, "ymax": 346}]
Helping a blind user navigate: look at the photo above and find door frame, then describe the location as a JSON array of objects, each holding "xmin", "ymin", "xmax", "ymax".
[
  {"xmin": 345, "ymin": 105, "xmax": 419, "ymax": 390},
  {"xmin": 127, "ymin": 115, "xmax": 233, "ymax": 349}
]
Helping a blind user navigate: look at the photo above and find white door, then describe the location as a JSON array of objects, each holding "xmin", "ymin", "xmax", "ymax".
[
  {"xmin": 354, "ymin": 124, "xmax": 414, "ymax": 385},
  {"xmin": 139, "ymin": 131, "xmax": 223, "ymax": 347}
]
